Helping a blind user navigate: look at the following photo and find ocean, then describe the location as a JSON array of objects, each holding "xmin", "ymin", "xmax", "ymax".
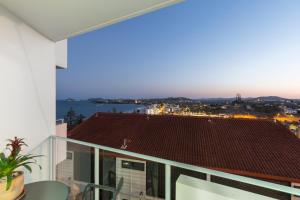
[{"xmin": 56, "ymin": 100, "xmax": 145, "ymax": 119}]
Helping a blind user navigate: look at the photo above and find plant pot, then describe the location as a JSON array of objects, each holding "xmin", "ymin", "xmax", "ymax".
[{"xmin": 0, "ymin": 171, "xmax": 24, "ymax": 200}]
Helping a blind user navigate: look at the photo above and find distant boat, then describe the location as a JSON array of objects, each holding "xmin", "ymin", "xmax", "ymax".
[{"xmin": 65, "ymin": 98, "xmax": 76, "ymax": 102}]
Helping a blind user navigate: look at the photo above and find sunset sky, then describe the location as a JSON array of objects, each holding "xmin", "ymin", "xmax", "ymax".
[{"xmin": 57, "ymin": 0, "xmax": 300, "ymax": 99}]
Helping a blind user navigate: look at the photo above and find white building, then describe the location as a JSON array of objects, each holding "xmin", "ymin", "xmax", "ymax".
[
  {"xmin": 285, "ymin": 108, "xmax": 298, "ymax": 115},
  {"xmin": 146, "ymin": 104, "xmax": 161, "ymax": 115}
]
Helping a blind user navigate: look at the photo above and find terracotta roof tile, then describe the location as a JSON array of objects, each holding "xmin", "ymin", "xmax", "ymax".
[{"xmin": 69, "ymin": 113, "xmax": 300, "ymax": 183}]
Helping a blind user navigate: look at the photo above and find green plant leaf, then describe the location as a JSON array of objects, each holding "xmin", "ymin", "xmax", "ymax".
[
  {"xmin": 0, "ymin": 153, "xmax": 6, "ymax": 162},
  {"xmin": 1, "ymin": 138, "xmax": 43, "ymax": 191},
  {"xmin": 6, "ymin": 174, "xmax": 12, "ymax": 191},
  {"xmin": 23, "ymin": 164, "xmax": 32, "ymax": 173}
]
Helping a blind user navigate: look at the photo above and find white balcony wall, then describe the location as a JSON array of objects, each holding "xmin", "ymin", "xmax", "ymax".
[
  {"xmin": 55, "ymin": 39, "xmax": 67, "ymax": 69},
  {"xmin": 0, "ymin": 5, "xmax": 56, "ymax": 152},
  {"xmin": 24, "ymin": 138, "xmax": 51, "ymax": 184},
  {"xmin": 176, "ymin": 175, "xmax": 276, "ymax": 200}
]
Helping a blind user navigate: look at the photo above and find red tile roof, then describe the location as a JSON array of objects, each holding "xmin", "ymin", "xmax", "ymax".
[{"xmin": 69, "ymin": 113, "xmax": 300, "ymax": 183}]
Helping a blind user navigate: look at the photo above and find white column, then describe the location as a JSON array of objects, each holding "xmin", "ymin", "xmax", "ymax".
[
  {"xmin": 94, "ymin": 148, "xmax": 100, "ymax": 200},
  {"xmin": 165, "ymin": 164, "xmax": 171, "ymax": 200}
]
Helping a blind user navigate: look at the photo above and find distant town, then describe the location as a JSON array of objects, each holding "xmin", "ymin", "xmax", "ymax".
[{"xmin": 63, "ymin": 95, "xmax": 300, "ymax": 135}]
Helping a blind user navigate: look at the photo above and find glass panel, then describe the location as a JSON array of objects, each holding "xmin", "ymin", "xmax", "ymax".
[
  {"xmin": 25, "ymin": 138, "xmax": 51, "ymax": 183},
  {"xmin": 100, "ymin": 150, "xmax": 166, "ymax": 200},
  {"xmin": 54, "ymin": 139, "xmax": 94, "ymax": 200},
  {"xmin": 100, "ymin": 150, "xmax": 117, "ymax": 200},
  {"xmin": 293, "ymin": 185, "xmax": 300, "ymax": 198},
  {"xmin": 51, "ymin": 136, "xmax": 300, "ymax": 199},
  {"xmin": 146, "ymin": 161, "xmax": 165, "ymax": 199},
  {"xmin": 171, "ymin": 166, "xmax": 206, "ymax": 200},
  {"xmin": 211, "ymin": 176, "xmax": 291, "ymax": 200}
]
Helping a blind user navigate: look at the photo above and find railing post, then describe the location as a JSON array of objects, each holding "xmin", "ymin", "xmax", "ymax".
[
  {"xmin": 94, "ymin": 148, "xmax": 100, "ymax": 200},
  {"xmin": 207, "ymin": 174, "xmax": 211, "ymax": 182},
  {"xmin": 51, "ymin": 136, "xmax": 57, "ymax": 180},
  {"xmin": 49, "ymin": 136, "xmax": 57, "ymax": 180},
  {"xmin": 49, "ymin": 136, "xmax": 53, "ymax": 180},
  {"xmin": 165, "ymin": 164, "xmax": 171, "ymax": 200}
]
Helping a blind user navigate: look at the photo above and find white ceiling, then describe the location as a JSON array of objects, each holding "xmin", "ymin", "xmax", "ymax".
[{"xmin": 0, "ymin": 0, "xmax": 182, "ymax": 41}]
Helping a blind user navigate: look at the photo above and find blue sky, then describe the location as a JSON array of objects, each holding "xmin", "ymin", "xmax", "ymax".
[{"xmin": 57, "ymin": 0, "xmax": 300, "ymax": 99}]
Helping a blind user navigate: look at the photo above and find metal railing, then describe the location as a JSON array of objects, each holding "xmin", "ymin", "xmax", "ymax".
[
  {"xmin": 43, "ymin": 135, "xmax": 300, "ymax": 199},
  {"xmin": 82, "ymin": 177, "xmax": 123, "ymax": 200}
]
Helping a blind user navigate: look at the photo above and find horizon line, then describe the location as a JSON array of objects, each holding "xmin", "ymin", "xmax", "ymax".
[{"xmin": 57, "ymin": 95, "xmax": 300, "ymax": 101}]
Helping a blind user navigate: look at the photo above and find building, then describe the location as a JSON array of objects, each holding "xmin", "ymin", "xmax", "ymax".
[
  {"xmin": 1, "ymin": 1, "xmax": 300, "ymax": 199},
  {"xmin": 145, "ymin": 104, "xmax": 161, "ymax": 115},
  {"xmin": 284, "ymin": 108, "xmax": 298, "ymax": 115},
  {"xmin": 59, "ymin": 113, "xmax": 300, "ymax": 200}
]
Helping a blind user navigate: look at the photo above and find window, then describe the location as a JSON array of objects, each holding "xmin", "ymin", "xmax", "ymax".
[
  {"xmin": 121, "ymin": 160, "xmax": 144, "ymax": 171},
  {"xmin": 66, "ymin": 151, "xmax": 73, "ymax": 160},
  {"xmin": 146, "ymin": 161, "xmax": 165, "ymax": 198}
]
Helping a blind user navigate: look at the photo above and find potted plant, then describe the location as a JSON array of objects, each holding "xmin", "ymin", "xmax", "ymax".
[{"xmin": 0, "ymin": 137, "xmax": 41, "ymax": 200}]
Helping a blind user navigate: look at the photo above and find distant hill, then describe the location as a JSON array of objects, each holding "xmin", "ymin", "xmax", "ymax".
[
  {"xmin": 65, "ymin": 98, "xmax": 76, "ymax": 102},
  {"xmin": 155, "ymin": 97, "xmax": 192, "ymax": 102},
  {"xmin": 196, "ymin": 96, "xmax": 300, "ymax": 103},
  {"xmin": 86, "ymin": 97, "xmax": 193, "ymax": 105},
  {"xmin": 254, "ymin": 96, "xmax": 300, "ymax": 102},
  {"xmin": 196, "ymin": 97, "xmax": 235, "ymax": 103},
  {"xmin": 254, "ymin": 96, "xmax": 287, "ymax": 102},
  {"xmin": 64, "ymin": 96, "xmax": 299, "ymax": 103}
]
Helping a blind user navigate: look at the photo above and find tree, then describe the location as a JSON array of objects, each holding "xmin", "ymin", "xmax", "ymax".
[
  {"xmin": 64, "ymin": 107, "xmax": 77, "ymax": 127},
  {"xmin": 64, "ymin": 108, "xmax": 86, "ymax": 130},
  {"xmin": 77, "ymin": 114, "xmax": 86, "ymax": 124},
  {"xmin": 112, "ymin": 107, "xmax": 117, "ymax": 113}
]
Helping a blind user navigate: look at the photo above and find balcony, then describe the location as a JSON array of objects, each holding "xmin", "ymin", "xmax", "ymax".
[
  {"xmin": 1, "ymin": 1, "xmax": 300, "ymax": 200},
  {"xmin": 26, "ymin": 135, "xmax": 300, "ymax": 200}
]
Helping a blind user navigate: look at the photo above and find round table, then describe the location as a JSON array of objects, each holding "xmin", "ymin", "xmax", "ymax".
[{"xmin": 22, "ymin": 181, "xmax": 69, "ymax": 200}]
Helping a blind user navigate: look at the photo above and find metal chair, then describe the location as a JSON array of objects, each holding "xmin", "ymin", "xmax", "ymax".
[{"xmin": 82, "ymin": 177, "xmax": 123, "ymax": 200}]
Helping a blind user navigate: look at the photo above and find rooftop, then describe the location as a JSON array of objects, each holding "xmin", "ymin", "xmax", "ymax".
[{"xmin": 69, "ymin": 113, "xmax": 300, "ymax": 183}]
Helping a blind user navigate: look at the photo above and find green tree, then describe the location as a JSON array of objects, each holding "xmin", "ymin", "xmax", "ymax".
[
  {"xmin": 112, "ymin": 107, "xmax": 117, "ymax": 113},
  {"xmin": 77, "ymin": 114, "xmax": 86, "ymax": 124},
  {"xmin": 64, "ymin": 107, "xmax": 77, "ymax": 127}
]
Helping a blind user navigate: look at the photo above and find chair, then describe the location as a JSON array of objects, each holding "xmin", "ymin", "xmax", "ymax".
[{"xmin": 82, "ymin": 177, "xmax": 123, "ymax": 200}]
